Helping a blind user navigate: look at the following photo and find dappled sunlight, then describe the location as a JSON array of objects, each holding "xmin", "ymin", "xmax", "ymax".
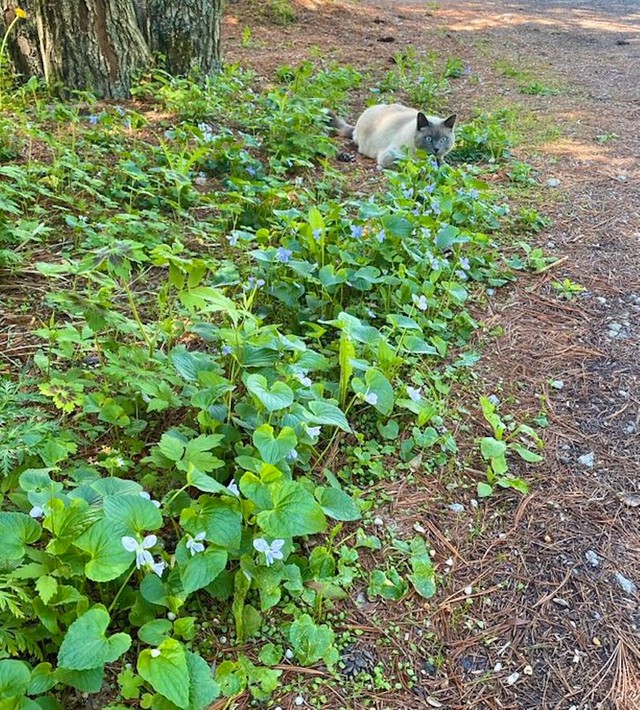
[
  {"xmin": 435, "ymin": 1, "xmax": 640, "ymax": 35},
  {"xmin": 541, "ymin": 137, "xmax": 638, "ymax": 172}
]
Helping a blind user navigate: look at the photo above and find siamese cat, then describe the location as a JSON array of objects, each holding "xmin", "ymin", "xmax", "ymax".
[{"xmin": 332, "ymin": 104, "xmax": 456, "ymax": 169}]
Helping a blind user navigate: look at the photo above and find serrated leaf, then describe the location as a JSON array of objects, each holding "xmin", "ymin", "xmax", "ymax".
[
  {"xmin": 186, "ymin": 651, "xmax": 220, "ymax": 709},
  {"xmin": 180, "ymin": 496, "xmax": 242, "ymax": 552},
  {"xmin": 137, "ymin": 638, "xmax": 189, "ymax": 709},
  {"xmin": 257, "ymin": 480, "xmax": 326, "ymax": 538},
  {"xmin": 137, "ymin": 620, "xmax": 173, "ymax": 646},
  {"xmin": 178, "ymin": 547, "xmax": 227, "ymax": 595},
  {"xmin": 289, "ymin": 614, "xmax": 337, "ymax": 668},
  {"xmin": 75, "ymin": 519, "xmax": 134, "ymax": 582},
  {"xmin": 157, "ymin": 431, "xmax": 187, "ymax": 462},
  {"xmin": 367, "ymin": 569, "xmax": 408, "ymax": 600},
  {"xmin": 102, "ymin": 495, "xmax": 163, "ymax": 536},
  {"xmin": 58, "ymin": 607, "xmax": 131, "ymax": 671},
  {"xmin": 36, "ymin": 575, "xmax": 58, "ymax": 605},
  {"xmin": 0, "ymin": 512, "xmax": 41, "ymax": 561},
  {"xmin": 408, "ymin": 537, "xmax": 436, "ymax": 599},
  {"xmin": 0, "ymin": 659, "xmax": 31, "ymax": 699}
]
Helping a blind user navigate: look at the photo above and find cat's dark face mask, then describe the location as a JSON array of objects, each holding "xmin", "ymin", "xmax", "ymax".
[{"xmin": 416, "ymin": 113, "xmax": 456, "ymax": 159}]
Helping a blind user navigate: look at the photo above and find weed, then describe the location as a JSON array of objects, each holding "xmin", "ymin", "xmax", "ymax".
[{"xmin": 552, "ymin": 277, "xmax": 586, "ymax": 299}]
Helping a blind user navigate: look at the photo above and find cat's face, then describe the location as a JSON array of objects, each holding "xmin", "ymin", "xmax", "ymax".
[{"xmin": 415, "ymin": 113, "xmax": 456, "ymax": 159}]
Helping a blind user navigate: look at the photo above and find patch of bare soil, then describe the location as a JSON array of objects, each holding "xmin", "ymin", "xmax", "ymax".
[{"xmin": 223, "ymin": 1, "xmax": 640, "ymax": 707}]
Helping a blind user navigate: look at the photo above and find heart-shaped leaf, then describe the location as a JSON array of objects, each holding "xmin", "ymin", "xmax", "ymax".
[
  {"xmin": 306, "ymin": 401, "xmax": 351, "ymax": 432},
  {"xmin": 0, "ymin": 512, "xmax": 41, "ymax": 561},
  {"xmin": 245, "ymin": 374, "xmax": 294, "ymax": 412},
  {"xmin": 137, "ymin": 638, "xmax": 190, "ymax": 709},
  {"xmin": 253, "ymin": 424, "xmax": 297, "ymax": 465},
  {"xmin": 257, "ymin": 480, "xmax": 326, "ymax": 538},
  {"xmin": 0, "ymin": 659, "xmax": 31, "ymax": 700},
  {"xmin": 57, "ymin": 607, "xmax": 131, "ymax": 671},
  {"xmin": 75, "ymin": 519, "xmax": 134, "ymax": 582}
]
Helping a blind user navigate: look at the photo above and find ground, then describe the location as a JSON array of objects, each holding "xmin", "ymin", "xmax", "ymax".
[{"xmin": 220, "ymin": 1, "xmax": 640, "ymax": 708}]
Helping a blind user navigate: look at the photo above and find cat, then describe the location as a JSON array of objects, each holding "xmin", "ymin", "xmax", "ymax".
[{"xmin": 331, "ymin": 103, "xmax": 456, "ymax": 169}]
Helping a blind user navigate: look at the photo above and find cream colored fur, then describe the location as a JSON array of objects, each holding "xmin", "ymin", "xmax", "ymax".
[{"xmin": 335, "ymin": 103, "xmax": 456, "ymax": 169}]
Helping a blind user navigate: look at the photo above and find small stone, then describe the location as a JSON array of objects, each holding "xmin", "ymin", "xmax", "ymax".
[
  {"xmin": 449, "ymin": 503, "xmax": 465, "ymax": 513},
  {"xmin": 593, "ymin": 637, "xmax": 602, "ymax": 647},
  {"xmin": 523, "ymin": 664, "xmax": 533, "ymax": 675},
  {"xmin": 578, "ymin": 452, "xmax": 595, "ymax": 468},
  {"xmin": 614, "ymin": 572, "xmax": 637, "ymax": 595},
  {"xmin": 595, "ymin": 296, "xmax": 607, "ymax": 305},
  {"xmin": 373, "ymin": 516, "xmax": 384, "ymax": 527},
  {"xmin": 285, "ymin": 648, "xmax": 294, "ymax": 659},
  {"xmin": 494, "ymin": 662, "xmax": 503, "ymax": 672},
  {"xmin": 426, "ymin": 698, "xmax": 443, "ymax": 708},
  {"xmin": 585, "ymin": 550, "xmax": 601, "ymax": 567},
  {"xmin": 413, "ymin": 522, "xmax": 426, "ymax": 533},
  {"xmin": 546, "ymin": 178, "xmax": 560, "ymax": 187},
  {"xmin": 506, "ymin": 671, "xmax": 520, "ymax": 685},
  {"xmin": 553, "ymin": 597, "xmax": 570, "ymax": 608},
  {"xmin": 621, "ymin": 493, "xmax": 640, "ymax": 507},
  {"xmin": 619, "ymin": 390, "xmax": 630, "ymax": 398},
  {"xmin": 470, "ymin": 499, "xmax": 478, "ymax": 508},
  {"xmin": 615, "ymin": 174, "xmax": 628, "ymax": 182},
  {"xmin": 551, "ymin": 380, "xmax": 564, "ymax": 389},
  {"xmin": 608, "ymin": 322, "xmax": 622, "ymax": 333},
  {"xmin": 294, "ymin": 696, "xmax": 304, "ymax": 706},
  {"xmin": 464, "ymin": 585, "xmax": 473, "ymax": 596}
]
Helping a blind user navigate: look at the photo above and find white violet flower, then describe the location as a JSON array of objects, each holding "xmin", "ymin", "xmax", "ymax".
[
  {"xmin": 226, "ymin": 479, "xmax": 240, "ymax": 496},
  {"xmin": 186, "ymin": 531, "xmax": 206, "ymax": 556},
  {"xmin": 150, "ymin": 649, "xmax": 162, "ymax": 658},
  {"xmin": 406, "ymin": 386, "xmax": 422, "ymax": 402},
  {"xmin": 139, "ymin": 491, "xmax": 161, "ymax": 508},
  {"xmin": 364, "ymin": 391, "xmax": 378, "ymax": 406},
  {"xmin": 412, "ymin": 293, "xmax": 428, "ymax": 311},
  {"xmin": 253, "ymin": 538, "xmax": 285, "ymax": 567},
  {"xmin": 306, "ymin": 425, "xmax": 321, "ymax": 438},
  {"xmin": 151, "ymin": 559, "xmax": 166, "ymax": 577},
  {"xmin": 121, "ymin": 534, "xmax": 157, "ymax": 569}
]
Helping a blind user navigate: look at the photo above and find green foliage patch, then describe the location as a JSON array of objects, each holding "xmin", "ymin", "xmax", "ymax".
[{"xmin": 0, "ymin": 58, "xmax": 543, "ymax": 707}]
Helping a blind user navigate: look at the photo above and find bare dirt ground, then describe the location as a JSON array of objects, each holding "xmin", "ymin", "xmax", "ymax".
[{"xmin": 222, "ymin": 1, "xmax": 640, "ymax": 707}]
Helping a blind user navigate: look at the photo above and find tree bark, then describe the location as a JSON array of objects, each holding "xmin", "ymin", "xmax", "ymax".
[
  {"xmin": 137, "ymin": 0, "xmax": 222, "ymax": 77},
  {"xmin": 0, "ymin": 0, "xmax": 222, "ymax": 98}
]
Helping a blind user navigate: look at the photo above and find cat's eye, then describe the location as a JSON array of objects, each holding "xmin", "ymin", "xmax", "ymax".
[{"xmin": 425, "ymin": 137, "xmax": 432, "ymax": 142}]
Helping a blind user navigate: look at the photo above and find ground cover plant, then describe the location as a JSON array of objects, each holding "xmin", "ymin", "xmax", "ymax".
[{"xmin": 0, "ymin": 51, "xmax": 546, "ymax": 709}]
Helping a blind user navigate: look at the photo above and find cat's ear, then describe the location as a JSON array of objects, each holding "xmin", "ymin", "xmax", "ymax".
[
  {"xmin": 417, "ymin": 112, "xmax": 430, "ymax": 130},
  {"xmin": 443, "ymin": 114, "xmax": 457, "ymax": 129}
]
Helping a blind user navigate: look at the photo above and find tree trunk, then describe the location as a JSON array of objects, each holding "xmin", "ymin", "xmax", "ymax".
[
  {"xmin": 138, "ymin": 0, "xmax": 222, "ymax": 77},
  {"xmin": 0, "ymin": 0, "xmax": 222, "ymax": 98}
]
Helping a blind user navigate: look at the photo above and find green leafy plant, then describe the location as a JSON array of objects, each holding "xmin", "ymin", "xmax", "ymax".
[
  {"xmin": 476, "ymin": 396, "xmax": 543, "ymax": 497},
  {"xmin": 552, "ymin": 277, "xmax": 586, "ymax": 300}
]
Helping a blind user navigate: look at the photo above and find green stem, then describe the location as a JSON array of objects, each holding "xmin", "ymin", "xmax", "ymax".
[
  {"xmin": 123, "ymin": 280, "xmax": 154, "ymax": 355},
  {"xmin": 109, "ymin": 566, "xmax": 136, "ymax": 614}
]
